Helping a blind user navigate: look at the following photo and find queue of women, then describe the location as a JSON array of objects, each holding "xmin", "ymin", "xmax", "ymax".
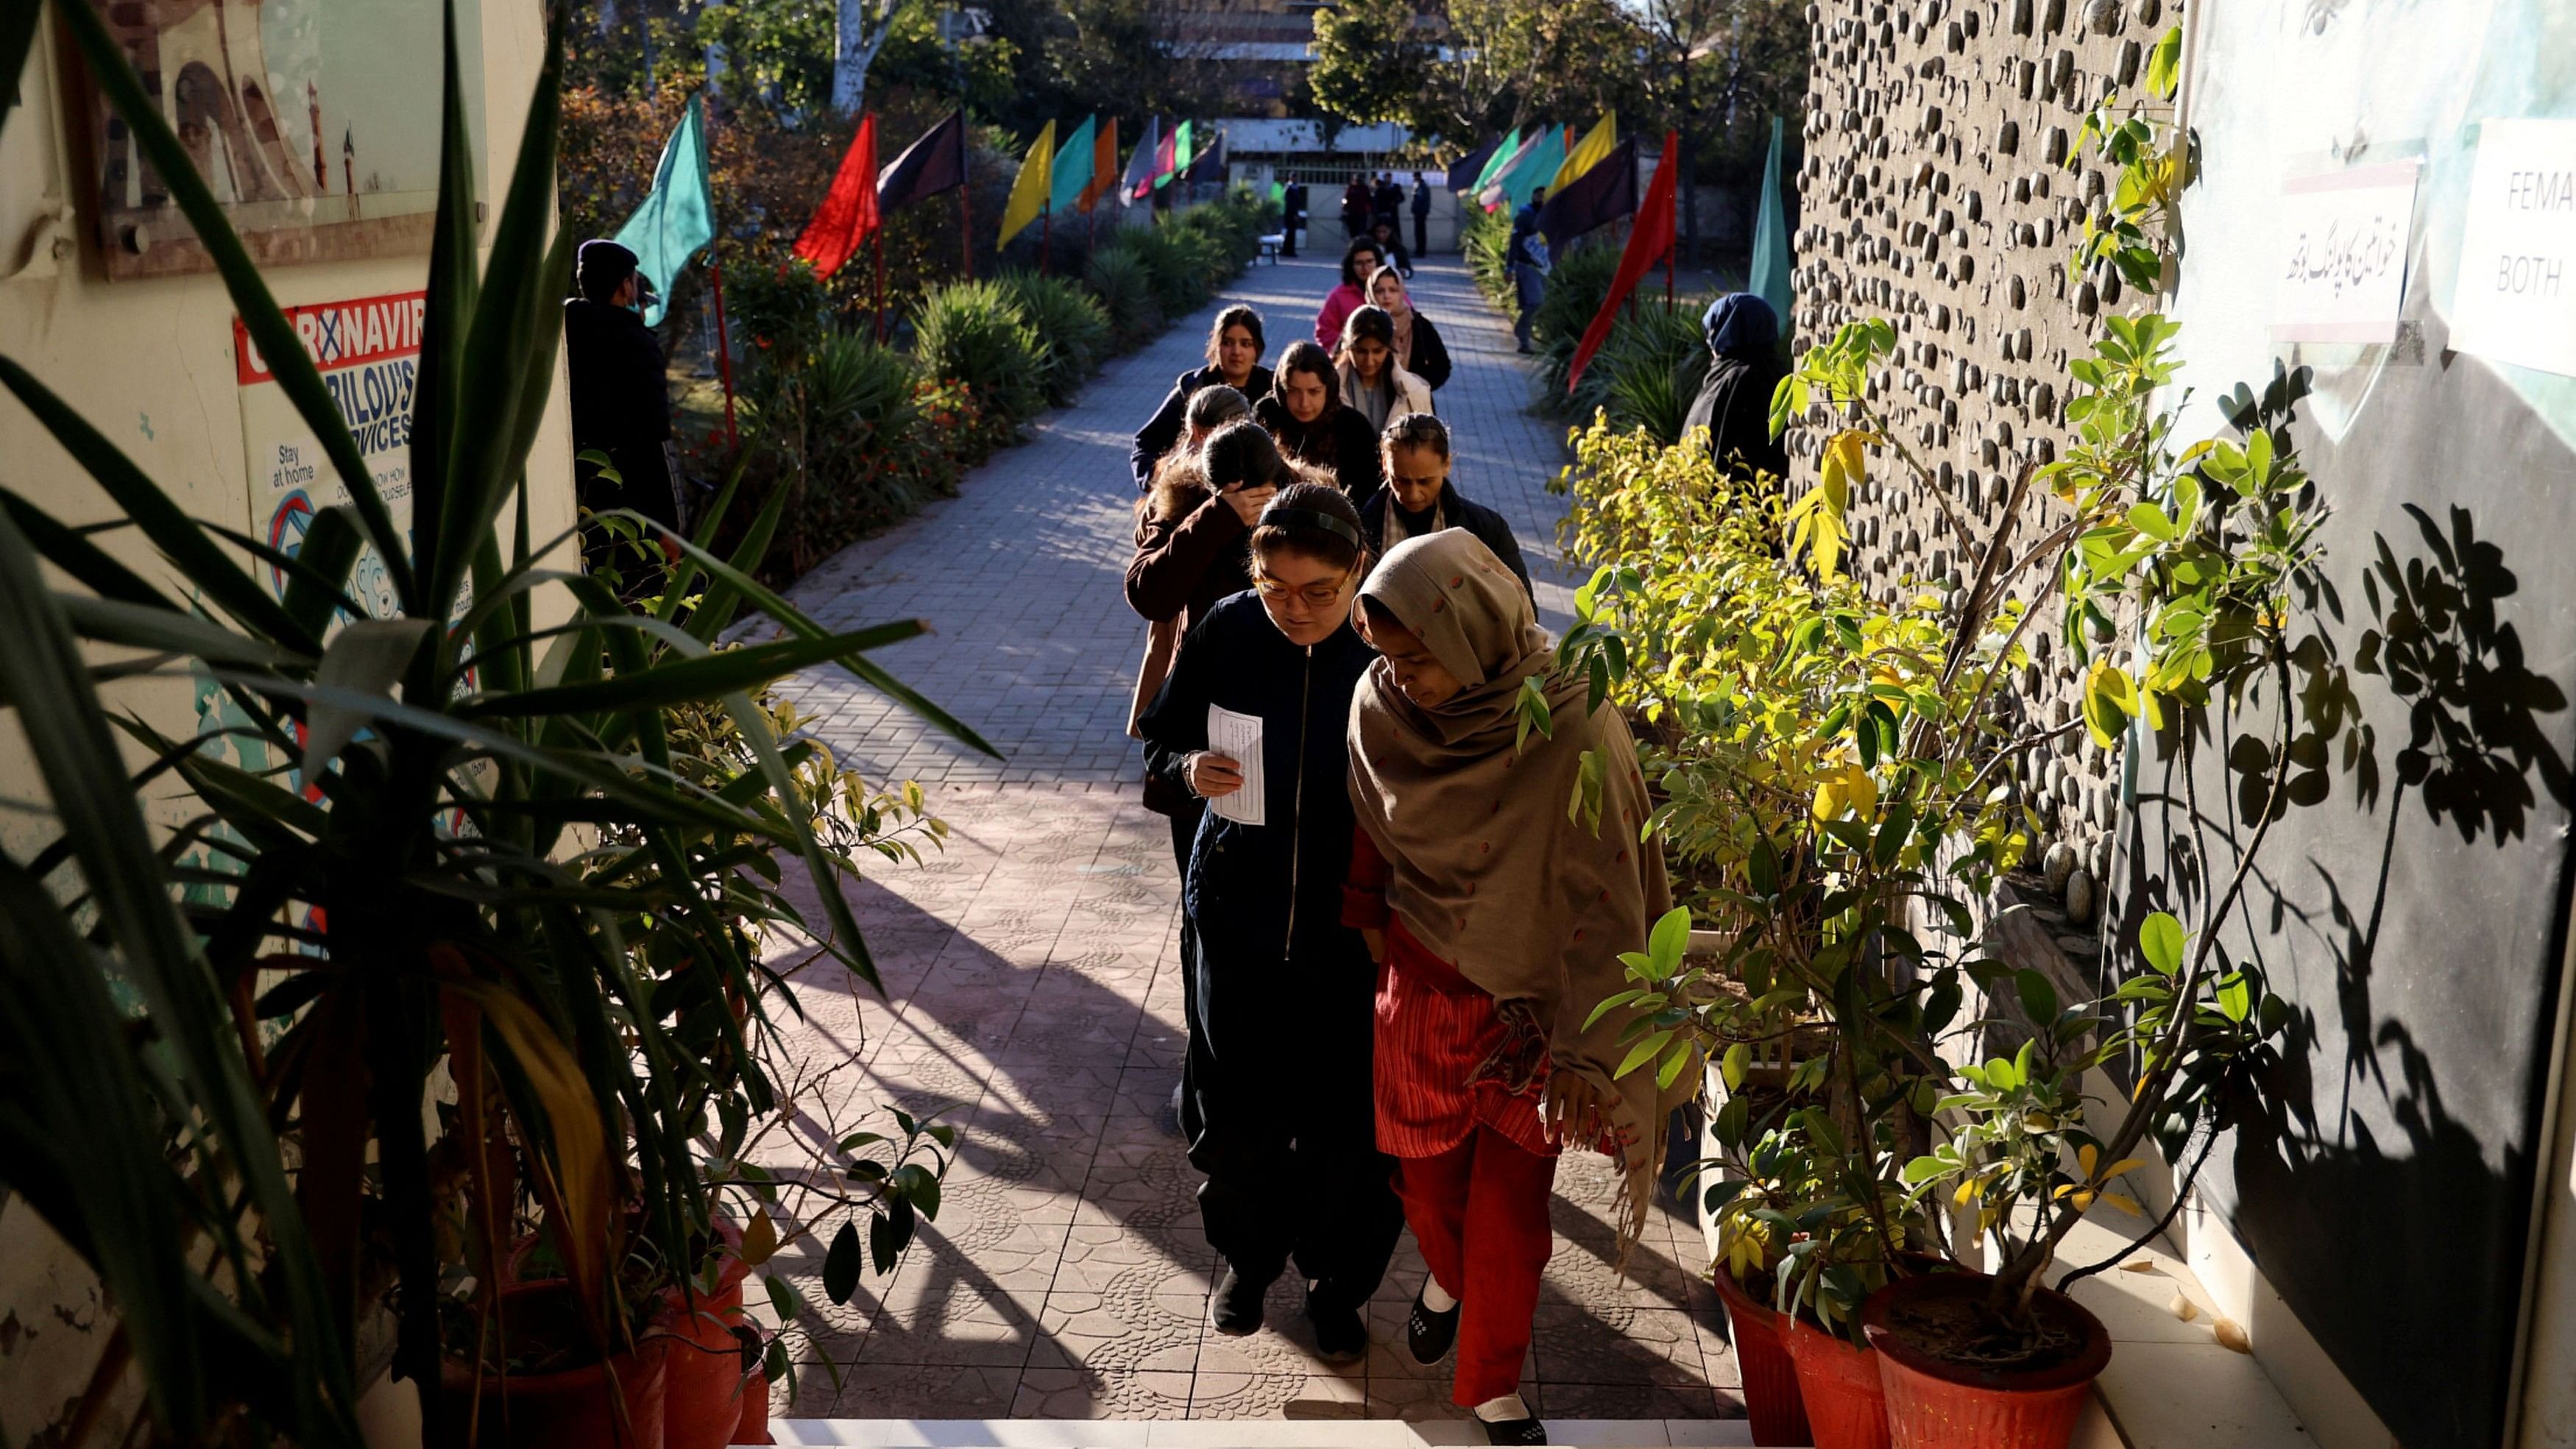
[{"xmin": 1119, "ymin": 242, "xmax": 1688, "ymax": 1447}]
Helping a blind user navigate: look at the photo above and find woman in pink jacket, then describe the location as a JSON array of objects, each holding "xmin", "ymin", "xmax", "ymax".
[{"xmin": 1314, "ymin": 236, "xmax": 1386, "ymax": 348}]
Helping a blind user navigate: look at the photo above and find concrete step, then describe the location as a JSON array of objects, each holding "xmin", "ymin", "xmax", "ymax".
[{"xmin": 764, "ymin": 1421, "xmax": 1760, "ymax": 1448}]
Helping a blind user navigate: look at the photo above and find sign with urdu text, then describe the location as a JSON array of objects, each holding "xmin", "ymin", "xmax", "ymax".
[{"xmin": 2271, "ymin": 160, "xmax": 2419, "ymax": 342}]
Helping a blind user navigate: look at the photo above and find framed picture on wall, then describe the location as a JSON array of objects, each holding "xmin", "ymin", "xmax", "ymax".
[{"xmin": 65, "ymin": 0, "xmax": 486, "ymax": 279}]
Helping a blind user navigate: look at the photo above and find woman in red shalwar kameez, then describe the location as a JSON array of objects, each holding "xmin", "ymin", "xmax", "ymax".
[{"xmin": 1343, "ymin": 530, "xmax": 1691, "ymax": 1447}]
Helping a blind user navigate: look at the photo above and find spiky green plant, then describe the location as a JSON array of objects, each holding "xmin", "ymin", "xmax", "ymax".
[{"xmin": 0, "ymin": 1, "xmax": 988, "ymax": 1441}]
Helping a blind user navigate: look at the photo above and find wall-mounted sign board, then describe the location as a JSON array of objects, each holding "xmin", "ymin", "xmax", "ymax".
[
  {"xmin": 2271, "ymin": 160, "xmax": 2421, "ymax": 343},
  {"xmin": 2450, "ymin": 117, "xmax": 2576, "ymax": 375}
]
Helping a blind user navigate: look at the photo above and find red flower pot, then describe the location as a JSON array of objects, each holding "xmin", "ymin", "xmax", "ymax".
[
  {"xmin": 659, "ymin": 1219, "xmax": 755, "ymax": 1449},
  {"xmin": 734, "ymin": 1371, "xmax": 772, "ymax": 1445},
  {"xmin": 1782, "ymin": 1312, "xmax": 1892, "ymax": 1449},
  {"xmin": 1860, "ymin": 1270, "xmax": 2112, "ymax": 1449},
  {"xmin": 441, "ymin": 1280, "xmax": 668, "ymax": 1449},
  {"xmin": 1712, "ymin": 1270, "xmax": 1811, "ymax": 1447}
]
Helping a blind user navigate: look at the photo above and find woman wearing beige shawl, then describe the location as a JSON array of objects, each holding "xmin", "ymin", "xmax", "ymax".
[{"xmin": 1344, "ymin": 530, "xmax": 1691, "ymax": 1446}]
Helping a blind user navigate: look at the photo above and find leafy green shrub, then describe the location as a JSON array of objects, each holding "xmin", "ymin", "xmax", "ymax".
[
  {"xmin": 1463, "ymin": 206, "xmax": 1513, "ymax": 304},
  {"xmin": 1585, "ymin": 301, "xmax": 1711, "ymax": 444},
  {"xmin": 911, "ymin": 278, "xmax": 1044, "ymax": 424},
  {"xmin": 997, "ymin": 269, "xmax": 1113, "ymax": 406},
  {"xmin": 1123, "ymin": 224, "xmax": 1227, "ymax": 316},
  {"xmin": 1084, "ymin": 241, "xmax": 1162, "ymax": 347}
]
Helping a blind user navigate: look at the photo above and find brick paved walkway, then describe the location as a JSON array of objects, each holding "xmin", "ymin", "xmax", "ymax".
[{"xmin": 756, "ymin": 256, "xmax": 1744, "ymax": 1425}]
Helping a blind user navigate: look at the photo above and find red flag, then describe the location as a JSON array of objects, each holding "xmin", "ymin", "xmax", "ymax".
[
  {"xmin": 793, "ymin": 114, "xmax": 879, "ymax": 278},
  {"xmin": 1567, "ymin": 132, "xmax": 1680, "ymax": 394}
]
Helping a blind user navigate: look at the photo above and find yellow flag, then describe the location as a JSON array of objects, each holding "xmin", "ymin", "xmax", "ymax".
[
  {"xmin": 998, "ymin": 119, "xmax": 1056, "ymax": 247},
  {"xmin": 1549, "ymin": 112, "xmax": 1618, "ymax": 193}
]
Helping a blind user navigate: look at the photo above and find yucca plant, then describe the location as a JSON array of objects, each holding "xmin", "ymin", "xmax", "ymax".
[
  {"xmin": 1083, "ymin": 241, "xmax": 1162, "ymax": 348},
  {"xmin": 995, "ymin": 269, "xmax": 1112, "ymax": 407},
  {"xmin": 0, "ymin": 1, "xmax": 988, "ymax": 1442},
  {"xmin": 911, "ymin": 278, "xmax": 1045, "ymax": 425}
]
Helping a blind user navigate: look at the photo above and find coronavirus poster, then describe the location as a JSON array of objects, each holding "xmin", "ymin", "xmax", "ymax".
[{"xmin": 233, "ymin": 288, "xmax": 422, "ymax": 619}]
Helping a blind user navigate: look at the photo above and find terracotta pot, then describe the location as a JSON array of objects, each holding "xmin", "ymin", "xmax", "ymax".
[
  {"xmin": 658, "ymin": 1219, "xmax": 754, "ymax": 1449},
  {"xmin": 1711, "ymin": 1270, "xmax": 1811, "ymax": 1447},
  {"xmin": 1781, "ymin": 1312, "xmax": 1891, "ymax": 1449},
  {"xmin": 441, "ymin": 1280, "xmax": 668, "ymax": 1449},
  {"xmin": 1860, "ymin": 1270, "xmax": 2112, "ymax": 1449},
  {"xmin": 733, "ymin": 1372, "xmax": 772, "ymax": 1445}
]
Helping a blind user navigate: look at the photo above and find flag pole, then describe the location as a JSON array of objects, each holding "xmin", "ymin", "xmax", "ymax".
[
  {"xmin": 874, "ymin": 227, "xmax": 888, "ymax": 344},
  {"xmin": 1663, "ymin": 141, "xmax": 1676, "ymax": 315},
  {"xmin": 958, "ymin": 130, "xmax": 975, "ymax": 280},
  {"xmin": 703, "ymin": 97, "xmax": 740, "ymax": 447},
  {"xmin": 1041, "ymin": 201, "xmax": 1050, "ymax": 277}
]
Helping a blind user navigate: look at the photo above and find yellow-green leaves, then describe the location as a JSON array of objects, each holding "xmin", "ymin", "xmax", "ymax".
[
  {"xmin": 2081, "ymin": 661, "xmax": 2137, "ymax": 746},
  {"xmin": 2138, "ymin": 910, "xmax": 2186, "ymax": 974},
  {"xmin": 1787, "ymin": 431, "xmax": 1866, "ymax": 579}
]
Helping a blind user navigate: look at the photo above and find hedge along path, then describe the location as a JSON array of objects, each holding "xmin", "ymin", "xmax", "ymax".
[{"xmin": 749, "ymin": 255, "xmax": 1746, "ymax": 1421}]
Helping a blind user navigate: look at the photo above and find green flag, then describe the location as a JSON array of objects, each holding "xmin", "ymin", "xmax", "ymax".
[
  {"xmin": 1050, "ymin": 116, "xmax": 1097, "ymax": 216},
  {"xmin": 612, "ymin": 94, "xmax": 715, "ymax": 327},
  {"xmin": 1157, "ymin": 119, "xmax": 1192, "ymax": 190},
  {"xmin": 1749, "ymin": 116, "xmax": 1794, "ymax": 327},
  {"xmin": 1471, "ymin": 127, "xmax": 1522, "ymax": 194}
]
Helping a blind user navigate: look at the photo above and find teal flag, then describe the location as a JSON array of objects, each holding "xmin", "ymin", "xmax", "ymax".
[
  {"xmin": 1748, "ymin": 116, "xmax": 1794, "ymax": 327},
  {"xmin": 1050, "ymin": 115, "xmax": 1097, "ymax": 216},
  {"xmin": 612, "ymin": 94, "xmax": 715, "ymax": 327},
  {"xmin": 1489, "ymin": 127, "xmax": 1564, "ymax": 214},
  {"xmin": 1471, "ymin": 127, "xmax": 1522, "ymax": 194}
]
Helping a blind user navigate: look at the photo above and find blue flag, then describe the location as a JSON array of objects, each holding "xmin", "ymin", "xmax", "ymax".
[{"xmin": 613, "ymin": 95, "xmax": 715, "ymax": 326}]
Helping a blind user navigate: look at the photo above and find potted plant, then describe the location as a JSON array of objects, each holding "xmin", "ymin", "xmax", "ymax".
[
  {"xmin": 1559, "ymin": 26, "xmax": 2335, "ymax": 1448},
  {"xmin": 0, "ymin": 2, "xmax": 987, "ymax": 1443}
]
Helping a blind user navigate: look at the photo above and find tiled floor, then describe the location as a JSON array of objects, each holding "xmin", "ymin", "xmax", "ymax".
[{"xmin": 755, "ymin": 255, "xmax": 1744, "ymax": 1423}]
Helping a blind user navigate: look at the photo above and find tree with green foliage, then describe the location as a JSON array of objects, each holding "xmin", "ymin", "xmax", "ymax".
[{"xmin": 1312, "ymin": 0, "xmax": 1653, "ymax": 148}]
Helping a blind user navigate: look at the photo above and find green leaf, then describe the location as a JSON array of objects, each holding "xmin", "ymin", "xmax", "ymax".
[
  {"xmin": 2216, "ymin": 974, "xmax": 2251, "ymax": 1023},
  {"xmin": 461, "ymin": 623, "xmax": 924, "ymax": 718},
  {"xmin": 823, "ymin": 1222, "xmax": 863, "ymax": 1304},
  {"xmin": 1721, "ymin": 1041, "xmax": 1749, "ymax": 1091},
  {"xmin": 2016, "ymin": 969, "xmax": 2059, "ymax": 1024},
  {"xmin": 1646, "ymin": 905, "xmax": 1694, "ymax": 974},
  {"xmin": 2139, "ymin": 911, "xmax": 2186, "ymax": 975}
]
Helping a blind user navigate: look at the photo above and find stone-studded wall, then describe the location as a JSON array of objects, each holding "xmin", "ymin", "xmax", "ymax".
[{"xmin": 1789, "ymin": 0, "xmax": 2176, "ymax": 911}]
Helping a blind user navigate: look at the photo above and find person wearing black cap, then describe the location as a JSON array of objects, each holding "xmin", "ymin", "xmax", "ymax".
[
  {"xmin": 564, "ymin": 238, "xmax": 682, "ymax": 586},
  {"xmin": 1135, "ymin": 474, "xmax": 1403, "ymax": 1365}
]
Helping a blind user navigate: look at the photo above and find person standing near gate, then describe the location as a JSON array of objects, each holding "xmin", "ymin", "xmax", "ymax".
[
  {"xmin": 1504, "ymin": 193, "xmax": 1550, "ymax": 355},
  {"xmin": 1372, "ymin": 172, "xmax": 1404, "ymax": 238},
  {"xmin": 1281, "ymin": 180, "xmax": 1306, "ymax": 258},
  {"xmin": 1410, "ymin": 171, "xmax": 1432, "ymax": 260},
  {"xmin": 1137, "ymin": 477, "xmax": 1403, "ymax": 1364},
  {"xmin": 564, "ymin": 238, "xmax": 682, "ymax": 585},
  {"xmin": 1345, "ymin": 529, "xmax": 1688, "ymax": 1446}
]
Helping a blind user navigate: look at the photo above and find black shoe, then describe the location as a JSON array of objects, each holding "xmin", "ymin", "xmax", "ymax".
[
  {"xmin": 1515, "ymin": 343, "xmax": 1535, "ymax": 355},
  {"xmin": 1406, "ymin": 1287, "xmax": 1460, "ymax": 1364},
  {"xmin": 1211, "ymin": 1264, "xmax": 1273, "ymax": 1336},
  {"xmin": 1480, "ymin": 1417, "xmax": 1548, "ymax": 1445},
  {"xmin": 1306, "ymin": 1290, "xmax": 1367, "ymax": 1363}
]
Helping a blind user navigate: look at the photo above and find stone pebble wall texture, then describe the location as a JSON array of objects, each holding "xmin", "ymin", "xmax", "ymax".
[{"xmin": 1791, "ymin": 0, "xmax": 2178, "ymax": 910}]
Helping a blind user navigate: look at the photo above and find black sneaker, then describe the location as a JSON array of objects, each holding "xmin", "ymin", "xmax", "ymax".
[
  {"xmin": 1480, "ymin": 1416, "xmax": 1548, "ymax": 1445},
  {"xmin": 1406, "ymin": 1288, "xmax": 1461, "ymax": 1365},
  {"xmin": 1210, "ymin": 1264, "xmax": 1273, "ymax": 1336},
  {"xmin": 1306, "ymin": 1290, "xmax": 1367, "ymax": 1364}
]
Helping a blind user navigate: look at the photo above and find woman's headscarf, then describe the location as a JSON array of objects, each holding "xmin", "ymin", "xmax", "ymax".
[
  {"xmin": 1703, "ymin": 292, "xmax": 1781, "ymax": 362},
  {"xmin": 1368, "ymin": 264, "xmax": 1415, "ymax": 366},
  {"xmin": 1346, "ymin": 530, "xmax": 1688, "ymax": 1249}
]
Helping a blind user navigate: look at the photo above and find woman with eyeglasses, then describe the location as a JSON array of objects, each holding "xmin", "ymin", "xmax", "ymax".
[
  {"xmin": 1256, "ymin": 341, "xmax": 1384, "ymax": 511},
  {"xmin": 1359, "ymin": 414, "xmax": 1530, "ymax": 602},
  {"xmin": 1367, "ymin": 266, "xmax": 1451, "ymax": 392},
  {"xmin": 1334, "ymin": 306, "xmax": 1433, "ymax": 436},
  {"xmin": 1344, "ymin": 530, "xmax": 1690, "ymax": 1447},
  {"xmin": 1135, "ymin": 475, "xmax": 1403, "ymax": 1366}
]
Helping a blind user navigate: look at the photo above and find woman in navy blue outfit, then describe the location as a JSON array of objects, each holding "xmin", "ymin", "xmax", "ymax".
[{"xmin": 1136, "ymin": 475, "xmax": 1402, "ymax": 1364}]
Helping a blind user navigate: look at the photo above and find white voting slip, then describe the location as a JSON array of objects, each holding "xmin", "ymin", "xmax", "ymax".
[{"xmin": 1206, "ymin": 704, "xmax": 1266, "ymax": 826}]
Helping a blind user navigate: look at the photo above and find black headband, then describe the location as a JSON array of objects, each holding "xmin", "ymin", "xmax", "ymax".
[{"xmin": 1257, "ymin": 505, "xmax": 1363, "ymax": 548}]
